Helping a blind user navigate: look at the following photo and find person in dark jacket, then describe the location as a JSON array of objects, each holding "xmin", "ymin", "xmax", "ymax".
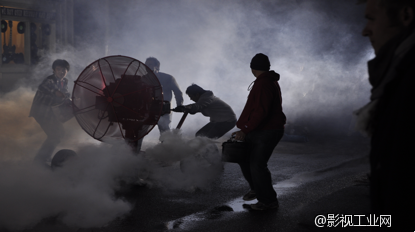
[
  {"xmin": 173, "ymin": 84, "xmax": 236, "ymax": 139},
  {"xmin": 356, "ymin": 0, "xmax": 415, "ymax": 230},
  {"xmin": 29, "ymin": 59, "xmax": 71, "ymax": 166},
  {"xmin": 233, "ymin": 53, "xmax": 286, "ymax": 211}
]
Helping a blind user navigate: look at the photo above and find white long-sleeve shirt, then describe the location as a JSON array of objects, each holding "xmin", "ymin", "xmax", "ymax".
[{"xmin": 156, "ymin": 72, "xmax": 183, "ymax": 107}]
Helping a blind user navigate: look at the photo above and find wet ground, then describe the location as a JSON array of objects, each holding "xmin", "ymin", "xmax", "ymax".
[{"xmin": 5, "ymin": 135, "xmax": 371, "ymax": 232}]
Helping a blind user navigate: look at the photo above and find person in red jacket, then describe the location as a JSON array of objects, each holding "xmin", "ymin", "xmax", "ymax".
[{"xmin": 233, "ymin": 53, "xmax": 286, "ymax": 211}]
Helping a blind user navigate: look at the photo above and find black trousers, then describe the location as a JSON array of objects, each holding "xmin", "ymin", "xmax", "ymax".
[
  {"xmin": 238, "ymin": 129, "xmax": 284, "ymax": 204},
  {"xmin": 196, "ymin": 120, "xmax": 236, "ymax": 139}
]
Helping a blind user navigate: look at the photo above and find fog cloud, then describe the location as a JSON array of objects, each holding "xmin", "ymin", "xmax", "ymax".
[
  {"xmin": 101, "ymin": 0, "xmax": 372, "ymax": 136},
  {"xmin": 0, "ymin": 0, "xmax": 373, "ymax": 229}
]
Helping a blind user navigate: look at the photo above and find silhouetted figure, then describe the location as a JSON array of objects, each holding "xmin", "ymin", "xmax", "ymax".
[
  {"xmin": 233, "ymin": 53, "xmax": 286, "ymax": 211},
  {"xmin": 29, "ymin": 59, "xmax": 71, "ymax": 166},
  {"xmin": 145, "ymin": 57, "xmax": 183, "ymax": 133},
  {"xmin": 356, "ymin": 0, "xmax": 415, "ymax": 230},
  {"xmin": 173, "ymin": 84, "xmax": 236, "ymax": 139},
  {"xmin": 133, "ymin": 57, "xmax": 183, "ymax": 152}
]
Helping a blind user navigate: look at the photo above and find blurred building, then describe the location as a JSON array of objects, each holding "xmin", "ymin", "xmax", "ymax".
[{"xmin": 0, "ymin": 0, "xmax": 74, "ymax": 93}]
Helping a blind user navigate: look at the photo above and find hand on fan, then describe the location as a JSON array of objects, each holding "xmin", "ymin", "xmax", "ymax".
[{"xmin": 172, "ymin": 105, "xmax": 187, "ymax": 113}]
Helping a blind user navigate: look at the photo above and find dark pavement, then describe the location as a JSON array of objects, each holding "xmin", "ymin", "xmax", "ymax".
[{"xmin": 3, "ymin": 135, "xmax": 377, "ymax": 232}]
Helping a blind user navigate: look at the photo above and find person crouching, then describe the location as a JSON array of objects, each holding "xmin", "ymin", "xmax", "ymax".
[
  {"xmin": 173, "ymin": 84, "xmax": 236, "ymax": 139},
  {"xmin": 29, "ymin": 59, "xmax": 71, "ymax": 167}
]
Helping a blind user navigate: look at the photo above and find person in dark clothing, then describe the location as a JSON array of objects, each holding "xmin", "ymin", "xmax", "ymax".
[
  {"xmin": 145, "ymin": 57, "xmax": 183, "ymax": 133},
  {"xmin": 233, "ymin": 53, "xmax": 286, "ymax": 211},
  {"xmin": 173, "ymin": 84, "xmax": 236, "ymax": 139},
  {"xmin": 356, "ymin": 0, "xmax": 415, "ymax": 230},
  {"xmin": 29, "ymin": 59, "xmax": 71, "ymax": 166}
]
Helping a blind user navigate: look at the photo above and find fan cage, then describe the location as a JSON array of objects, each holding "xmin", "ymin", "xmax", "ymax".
[{"xmin": 72, "ymin": 55, "xmax": 163, "ymax": 142}]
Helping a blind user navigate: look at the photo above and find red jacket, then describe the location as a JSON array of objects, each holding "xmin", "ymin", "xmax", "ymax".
[{"xmin": 237, "ymin": 71, "xmax": 286, "ymax": 134}]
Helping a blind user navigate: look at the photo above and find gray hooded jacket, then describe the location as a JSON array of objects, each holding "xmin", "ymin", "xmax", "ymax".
[{"xmin": 186, "ymin": 91, "xmax": 236, "ymax": 123}]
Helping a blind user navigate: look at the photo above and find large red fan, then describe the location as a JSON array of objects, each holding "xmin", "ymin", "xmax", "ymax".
[{"xmin": 72, "ymin": 55, "xmax": 163, "ymax": 142}]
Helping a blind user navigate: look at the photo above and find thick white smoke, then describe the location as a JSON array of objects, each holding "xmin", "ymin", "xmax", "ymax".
[
  {"xmin": 144, "ymin": 130, "xmax": 223, "ymax": 190},
  {"xmin": 0, "ymin": 85, "xmax": 222, "ymax": 230},
  {"xmin": 0, "ymin": 143, "xmax": 135, "ymax": 230},
  {"xmin": 0, "ymin": 122, "xmax": 222, "ymax": 230},
  {"xmin": 0, "ymin": 0, "xmax": 372, "ymax": 229},
  {"xmin": 103, "ymin": 0, "xmax": 372, "ymax": 136}
]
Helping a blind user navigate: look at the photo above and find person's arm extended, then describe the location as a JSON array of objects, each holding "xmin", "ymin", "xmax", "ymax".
[{"xmin": 185, "ymin": 95, "xmax": 214, "ymax": 114}]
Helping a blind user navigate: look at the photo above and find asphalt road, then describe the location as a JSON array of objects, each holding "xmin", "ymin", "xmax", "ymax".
[{"xmin": 10, "ymin": 135, "xmax": 371, "ymax": 232}]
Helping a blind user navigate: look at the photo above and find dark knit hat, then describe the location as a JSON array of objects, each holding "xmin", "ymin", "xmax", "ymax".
[
  {"xmin": 250, "ymin": 53, "xmax": 270, "ymax": 71},
  {"xmin": 186, "ymin": 84, "xmax": 205, "ymax": 95}
]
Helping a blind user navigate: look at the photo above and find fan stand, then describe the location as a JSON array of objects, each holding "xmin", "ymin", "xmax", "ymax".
[{"xmin": 125, "ymin": 128, "xmax": 141, "ymax": 151}]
